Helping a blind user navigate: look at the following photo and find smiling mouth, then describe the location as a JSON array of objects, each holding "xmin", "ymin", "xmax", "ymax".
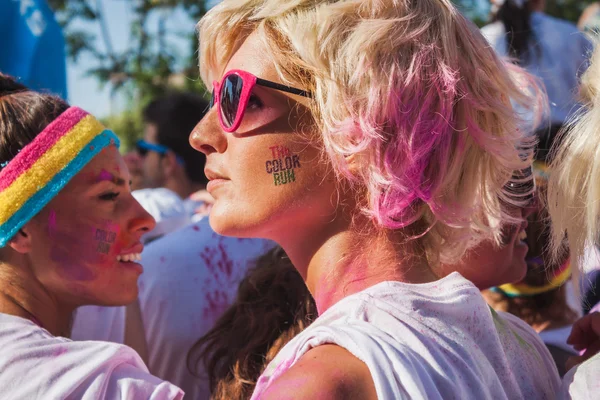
[{"xmin": 116, "ymin": 253, "xmax": 141, "ymax": 262}]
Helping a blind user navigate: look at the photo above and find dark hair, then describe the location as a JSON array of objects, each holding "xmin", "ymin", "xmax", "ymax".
[
  {"xmin": 142, "ymin": 93, "xmax": 209, "ymax": 185},
  {"xmin": 0, "ymin": 74, "xmax": 69, "ymax": 169},
  {"xmin": 493, "ymin": 0, "xmax": 539, "ymax": 65},
  {"xmin": 187, "ymin": 246, "xmax": 317, "ymax": 400}
]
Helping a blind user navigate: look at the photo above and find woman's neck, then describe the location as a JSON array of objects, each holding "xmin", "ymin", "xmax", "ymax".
[
  {"xmin": 283, "ymin": 225, "xmax": 437, "ymax": 315},
  {"xmin": 0, "ymin": 261, "xmax": 73, "ymax": 337}
]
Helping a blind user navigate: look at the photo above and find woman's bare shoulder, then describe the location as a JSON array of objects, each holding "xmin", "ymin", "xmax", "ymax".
[{"xmin": 261, "ymin": 344, "xmax": 377, "ymax": 400}]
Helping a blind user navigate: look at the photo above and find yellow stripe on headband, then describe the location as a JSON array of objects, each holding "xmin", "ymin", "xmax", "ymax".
[
  {"xmin": 0, "ymin": 115, "xmax": 104, "ymax": 225},
  {"xmin": 496, "ymin": 261, "xmax": 571, "ymax": 297}
]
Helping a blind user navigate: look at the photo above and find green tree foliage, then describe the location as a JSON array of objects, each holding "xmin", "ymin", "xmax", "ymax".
[
  {"xmin": 50, "ymin": 0, "xmax": 596, "ymax": 148},
  {"xmin": 47, "ymin": 0, "xmax": 210, "ymax": 147}
]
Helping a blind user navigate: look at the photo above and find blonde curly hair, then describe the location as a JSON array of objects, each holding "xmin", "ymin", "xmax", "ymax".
[{"xmin": 198, "ymin": 0, "xmax": 542, "ymax": 265}]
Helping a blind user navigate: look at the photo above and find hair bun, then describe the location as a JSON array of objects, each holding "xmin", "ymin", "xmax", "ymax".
[{"xmin": 0, "ymin": 73, "xmax": 28, "ymax": 97}]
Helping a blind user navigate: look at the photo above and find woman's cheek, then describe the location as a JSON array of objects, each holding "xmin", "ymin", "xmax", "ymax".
[
  {"xmin": 50, "ymin": 220, "xmax": 121, "ymax": 282},
  {"xmin": 263, "ymin": 144, "xmax": 303, "ymax": 188},
  {"xmin": 93, "ymin": 219, "xmax": 121, "ymax": 257}
]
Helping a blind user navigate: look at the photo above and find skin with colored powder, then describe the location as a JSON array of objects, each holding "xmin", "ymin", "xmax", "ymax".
[{"xmin": 0, "ymin": 146, "xmax": 156, "ymax": 337}]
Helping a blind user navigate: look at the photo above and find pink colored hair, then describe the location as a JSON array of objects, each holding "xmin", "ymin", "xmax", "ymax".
[{"xmin": 199, "ymin": 0, "xmax": 543, "ymax": 264}]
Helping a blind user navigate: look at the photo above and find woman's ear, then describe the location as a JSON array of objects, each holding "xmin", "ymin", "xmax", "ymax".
[
  {"xmin": 8, "ymin": 229, "xmax": 32, "ymax": 254},
  {"xmin": 345, "ymin": 153, "xmax": 361, "ymax": 177}
]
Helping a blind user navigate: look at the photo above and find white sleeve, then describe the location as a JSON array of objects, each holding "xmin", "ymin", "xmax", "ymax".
[
  {"xmin": 94, "ymin": 363, "xmax": 184, "ymax": 400},
  {"xmin": 560, "ymin": 353, "xmax": 600, "ymax": 400}
]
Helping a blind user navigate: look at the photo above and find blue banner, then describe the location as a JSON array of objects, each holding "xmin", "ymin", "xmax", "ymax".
[{"xmin": 0, "ymin": 0, "xmax": 68, "ymax": 99}]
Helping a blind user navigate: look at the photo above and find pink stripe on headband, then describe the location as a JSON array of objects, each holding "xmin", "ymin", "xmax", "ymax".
[{"xmin": 0, "ymin": 107, "xmax": 88, "ymax": 191}]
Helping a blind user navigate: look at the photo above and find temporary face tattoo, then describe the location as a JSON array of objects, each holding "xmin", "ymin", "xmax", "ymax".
[
  {"xmin": 265, "ymin": 145, "xmax": 302, "ymax": 186},
  {"xmin": 94, "ymin": 219, "xmax": 120, "ymax": 254}
]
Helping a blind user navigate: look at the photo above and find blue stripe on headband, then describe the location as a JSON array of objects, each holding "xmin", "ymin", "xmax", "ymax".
[{"xmin": 0, "ymin": 130, "xmax": 120, "ymax": 247}]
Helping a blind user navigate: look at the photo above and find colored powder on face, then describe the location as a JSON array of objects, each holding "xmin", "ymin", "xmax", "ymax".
[
  {"xmin": 51, "ymin": 244, "xmax": 96, "ymax": 281},
  {"xmin": 47, "ymin": 210, "xmax": 57, "ymax": 237},
  {"xmin": 50, "ymin": 223, "xmax": 103, "ymax": 281},
  {"xmin": 97, "ymin": 168, "xmax": 114, "ymax": 182}
]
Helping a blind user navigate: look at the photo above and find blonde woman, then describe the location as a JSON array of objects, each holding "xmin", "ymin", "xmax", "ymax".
[
  {"xmin": 548, "ymin": 45, "xmax": 600, "ymax": 399},
  {"xmin": 191, "ymin": 0, "xmax": 559, "ymax": 398}
]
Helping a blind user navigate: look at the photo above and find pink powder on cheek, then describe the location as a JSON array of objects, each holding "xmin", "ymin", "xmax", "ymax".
[
  {"xmin": 50, "ymin": 223, "xmax": 111, "ymax": 281},
  {"xmin": 47, "ymin": 210, "xmax": 57, "ymax": 237}
]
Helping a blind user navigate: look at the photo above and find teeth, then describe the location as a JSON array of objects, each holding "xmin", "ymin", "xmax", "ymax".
[{"xmin": 116, "ymin": 253, "xmax": 141, "ymax": 263}]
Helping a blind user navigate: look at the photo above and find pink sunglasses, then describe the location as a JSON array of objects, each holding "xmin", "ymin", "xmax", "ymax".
[{"xmin": 209, "ymin": 69, "xmax": 311, "ymax": 132}]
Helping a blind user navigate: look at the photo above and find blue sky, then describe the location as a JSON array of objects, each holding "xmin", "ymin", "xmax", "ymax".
[{"xmin": 67, "ymin": 0, "xmax": 202, "ymax": 117}]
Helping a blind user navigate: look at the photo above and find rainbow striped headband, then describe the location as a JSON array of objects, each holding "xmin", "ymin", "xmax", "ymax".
[
  {"xmin": 0, "ymin": 107, "xmax": 120, "ymax": 247},
  {"xmin": 491, "ymin": 259, "xmax": 571, "ymax": 298}
]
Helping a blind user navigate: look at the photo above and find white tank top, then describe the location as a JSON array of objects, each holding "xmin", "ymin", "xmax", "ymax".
[{"xmin": 251, "ymin": 272, "xmax": 560, "ymax": 400}]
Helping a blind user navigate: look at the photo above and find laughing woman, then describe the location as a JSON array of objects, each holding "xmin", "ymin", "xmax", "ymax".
[
  {"xmin": 190, "ymin": 1, "xmax": 560, "ymax": 399},
  {"xmin": 0, "ymin": 75, "xmax": 183, "ymax": 398}
]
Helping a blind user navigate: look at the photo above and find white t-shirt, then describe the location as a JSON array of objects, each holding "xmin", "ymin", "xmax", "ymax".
[
  {"xmin": 538, "ymin": 326, "xmax": 576, "ymax": 354},
  {"xmin": 481, "ymin": 12, "xmax": 591, "ymax": 126},
  {"xmin": 0, "ymin": 313, "xmax": 183, "ymax": 400},
  {"xmin": 132, "ymin": 188, "xmax": 192, "ymax": 244},
  {"xmin": 560, "ymin": 353, "xmax": 600, "ymax": 399},
  {"xmin": 251, "ymin": 272, "xmax": 560, "ymax": 400},
  {"xmin": 72, "ymin": 219, "xmax": 274, "ymax": 399}
]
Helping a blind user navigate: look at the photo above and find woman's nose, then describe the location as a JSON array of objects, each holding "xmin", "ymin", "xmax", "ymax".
[
  {"xmin": 190, "ymin": 110, "xmax": 227, "ymax": 155},
  {"xmin": 129, "ymin": 199, "xmax": 156, "ymax": 237}
]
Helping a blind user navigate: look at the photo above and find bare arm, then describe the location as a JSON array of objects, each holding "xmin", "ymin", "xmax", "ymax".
[{"xmin": 261, "ymin": 344, "xmax": 377, "ymax": 400}]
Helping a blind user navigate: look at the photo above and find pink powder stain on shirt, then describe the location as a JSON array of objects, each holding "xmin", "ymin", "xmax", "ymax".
[
  {"xmin": 202, "ymin": 290, "xmax": 229, "ymax": 321},
  {"xmin": 216, "ymin": 243, "xmax": 233, "ymax": 278},
  {"xmin": 52, "ymin": 346, "xmax": 69, "ymax": 357},
  {"xmin": 192, "ymin": 225, "xmax": 200, "ymax": 232}
]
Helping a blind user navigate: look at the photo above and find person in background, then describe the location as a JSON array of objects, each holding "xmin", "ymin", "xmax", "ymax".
[
  {"xmin": 547, "ymin": 44, "xmax": 600, "ymax": 400},
  {"xmin": 482, "ymin": 0, "xmax": 591, "ymax": 139},
  {"xmin": 482, "ymin": 162, "xmax": 579, "ymax": 377},
  {"xmin": 132, "ymin": 188, "xmax": 191, "ymax": 244},
  {"xmin": 123, "ymin": 151, "xmax": 144, "ymax": 191},
  {"xmin": 137, "ymin": 92, "xmax": 211, "ymax": 219}
]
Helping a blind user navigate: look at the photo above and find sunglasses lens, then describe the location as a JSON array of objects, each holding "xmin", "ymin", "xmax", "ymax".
[
  {"xmin": 136, "ymin": 142, "xmax": 148, "ymax": 157},
  {"xmin": 503, "ymin": 166, "xmax": 535, "ymax": 206},
  {"xmin": 220, "ymin": 74, "xmax": 244, "ymax": 128},
  {"xmin": 209, "ymin": 90, "xmax": 215, "ymax": 109}
]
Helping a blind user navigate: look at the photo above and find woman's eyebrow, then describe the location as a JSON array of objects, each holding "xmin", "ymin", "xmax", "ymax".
[{"xmin": 94, "ymin": 169, "xmax": 127, "ymax": 186}]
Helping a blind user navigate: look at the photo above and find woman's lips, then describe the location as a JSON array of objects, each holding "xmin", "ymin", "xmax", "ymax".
[
  {"xmin": 207, "ymin": 178, "xmax": 230, "ymax": 193},
  {"xmin": 204, "ymin": 167, "xmax": 229, "ymax": 181}
]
